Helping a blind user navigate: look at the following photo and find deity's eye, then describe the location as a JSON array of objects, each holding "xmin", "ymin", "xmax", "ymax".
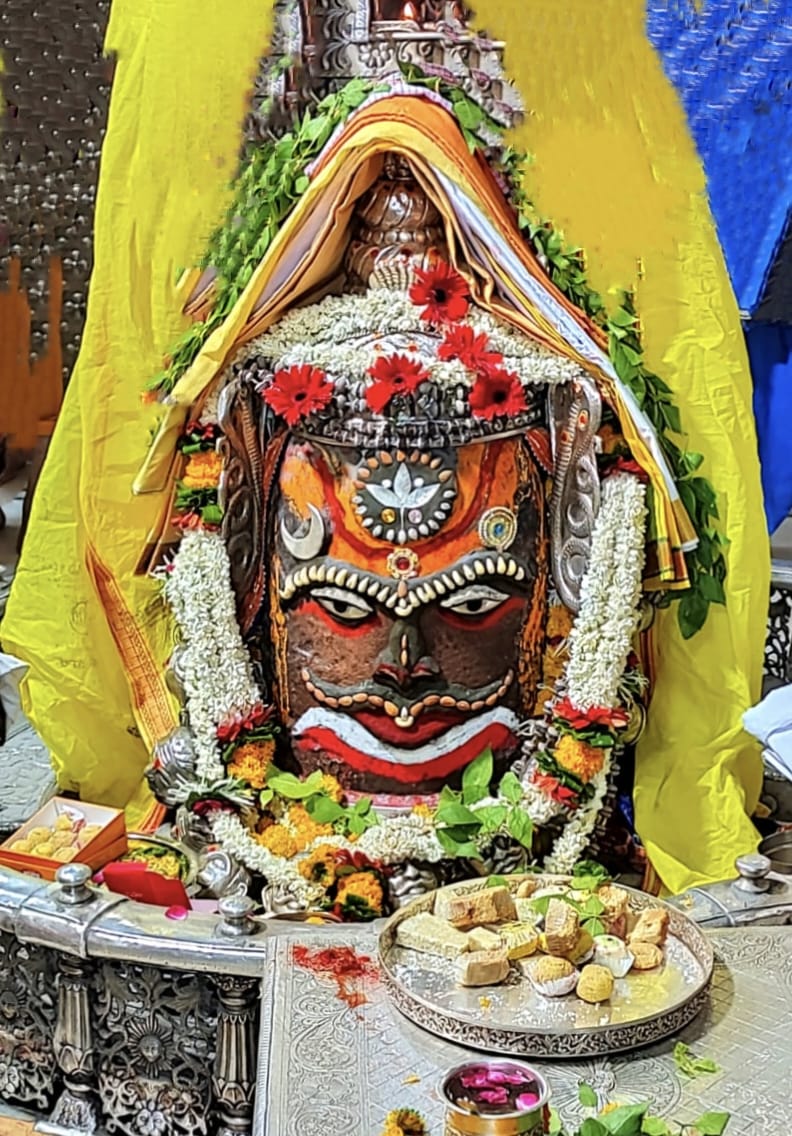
[
  {"xmin": 439, "ymin": 584, "xmax": 511, "ymax": 617},
  {"xmin": 311, "ymin": 586, "xmax": 375, "ymax": 624}
]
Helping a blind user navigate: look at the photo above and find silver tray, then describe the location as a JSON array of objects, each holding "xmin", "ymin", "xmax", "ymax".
[{"xmin": 378, "ymin": 874, "xmax": 714, "ymax": 1059}]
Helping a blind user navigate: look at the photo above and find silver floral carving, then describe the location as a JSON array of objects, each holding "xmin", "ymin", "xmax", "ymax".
[
  {"xmin": 548, "ymin": 375, "xmax": 602, "ymax": 612},
  {"xmin": 0, "ymin": 931, "xmax": 58, "ymax": 1110},
  {"xmin": 93, "ymin": 961, "xmax": 217, "ymax": 1136}
]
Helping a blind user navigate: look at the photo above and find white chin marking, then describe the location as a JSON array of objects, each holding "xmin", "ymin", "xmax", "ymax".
[{"xmin": 292, "ymin": 706, "xmax": 520, "ymax": 766}]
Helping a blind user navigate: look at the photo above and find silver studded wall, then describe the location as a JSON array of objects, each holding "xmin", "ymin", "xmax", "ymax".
[{"xmin": 0, "ymin": 0, "xmax": 112, "ymax": 383}]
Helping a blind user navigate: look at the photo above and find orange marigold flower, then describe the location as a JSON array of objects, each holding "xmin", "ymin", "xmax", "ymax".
[
  {"xmin": 182, "ymin": 450, "xmax": 223, "ymax": 489},
  {"xmin": 299, "ymin": 843, "xmax": 338, "ymax": 885},
  {"xmin": 287, "ymin": 804, "xmax": 334, "ymax": 852},
  {"xmin": 336, "ymin": 871, "xmax": 384, "ymax": 915},
  {"xmin": 553, "ymin": 735, "xmax": 605, "ymax": 783},
  {"xmin": 255, "ymin": 824, "xmax": 298, "ymax": 859},
  {"xmin": 318, "ymin": 773, "xmax": 344, "ymax": 803},
  {"xmin": 227, "ymin": 740, "xmax": 275, "ymax": 789}
]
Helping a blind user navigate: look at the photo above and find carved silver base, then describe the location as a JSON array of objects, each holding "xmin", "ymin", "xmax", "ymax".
[{"xmin": 35, "ymin": 1089, "xmax": 98, "ymax": 1136}]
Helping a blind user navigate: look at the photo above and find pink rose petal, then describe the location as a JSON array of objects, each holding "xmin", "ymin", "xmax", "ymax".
[
  {"xmin": 516, "ymin": 1092, "xmax": 540, "ymax": 1111},
  {"xmin": 478, "ymin": 1087, "xmax": 509, "ymax": 1105},
  {"xmin": 165, "ymin": 905, "xmax": 190, "ymax": 920}
]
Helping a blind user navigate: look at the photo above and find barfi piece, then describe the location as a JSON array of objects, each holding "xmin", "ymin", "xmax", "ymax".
[
  {"xmin": 544, "ymin": 898, "xmax": 580, "ymax": 955},
  {"xmin": 446, "ymin": 886, "xmax": 517, "ymax": 930},
  {"xmin": 467, "ymin": 926, "xmax": 503, "ymax": 952},
  {"xmin": 457, "ymin": 948, "xmax": 510, "ymax": 987},
  {"xmin": 628, "ymin": 908, "xmax": 669, "ymax": 947},
  {"xmin": 395, "ymin": 913, "xmax": 470, "ymax": 959}
]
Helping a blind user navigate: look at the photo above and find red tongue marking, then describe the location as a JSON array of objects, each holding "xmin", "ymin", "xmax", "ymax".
[{"xmin": 293, "ymin": 722, "xmax": 516, "ymax": 784}]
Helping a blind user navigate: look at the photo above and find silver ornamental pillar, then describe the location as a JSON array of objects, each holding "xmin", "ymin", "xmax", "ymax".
[
  {"xmin": 212, "ymin": 897, "xmax": 260, "ymax": 1136},
  {"xmin": 211, "ymin": 974, "xmax": 260, "ymax": 1136},
  {"xmin": 37, "ymin": 865, "xmax": 99, "ymax": 1136}
]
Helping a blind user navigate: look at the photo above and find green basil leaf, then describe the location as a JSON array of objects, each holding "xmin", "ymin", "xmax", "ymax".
[
  {"xmin": 462, "ymin": 747, "xmax": 494, "ymax": 804},
  {"xmin": 436, "ymin": 828, "xmax": 479, "ymax": 858},
  {"xmin": 579, "ymin": 1120, "xmax": 609, "ymax": 1136},
  {"xmin": 698, "ymin": 573, "xmax": 726, "ymax": 604},
  {"xmin": 436, "ymin": 802, "xmax": 480, "ymax": 828},
  {"xmin": 486, "ymin": 875, "xmax": 508, "ymax": 889},
  {"xmin": 499, "ymin": 770, "xmax": 523, "ymax": 805},
  {"xmin": 507, "ymin": 807, "xmax": 533, "ymax": 849},
  {"xmin": 599, "ymin": 1102, "xmax": 649, "ymax": 1135},
  {"xmin": 692, "ymin": 1112, "xmax": 730, "ymax": 1135},
  {"xmin": 306, "ymin": 796, "xmax": 346, "ymax": 824},
  {"xmin": 474, "ymin": 805, "xmax": 508, "ymax": 834},
  {"xmin": 578, "ymin": 1082, "xmax": 598, "ymax": 1107},
  {"xmin": 640, "ymin": 1119, "xmax": 671, "ymax": 1136}
]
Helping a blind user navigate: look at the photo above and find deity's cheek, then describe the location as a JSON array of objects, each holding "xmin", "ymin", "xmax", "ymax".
[
  {"xmin": 282, "ymin": 601, "xmax": 390, "ymax": 684},
  {"xmin": 421, "ymin": 600, "xmax": 527, "ymax": 688}
]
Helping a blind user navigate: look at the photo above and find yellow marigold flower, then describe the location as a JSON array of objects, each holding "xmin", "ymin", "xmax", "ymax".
[
  {"xmin": 380, "ymin": 1108, "xmax": 428, "ymax": 1136},
  {"xmin": 554, "ymin": 736, "xmax": 605, "ymax": 783},
  {"xmin": 336, "ymin": 871, "xmax": 384, "ymax": 915},
  {"xmin": 255, "ymin": 824, "xmax": 297, "ymax": 859},
  {"xmin": 318, "ymin": 773, "xmax": 344, "ymax": 802},
  {"xmin": 546, "ymin": 604, "xmax": 574, "ymax": 641},
  {"xmin": 227, "ymin": 740, "xmax": 274, "ymax": 790},
  {"xmin": 411, "ymin": 803, "xmax": 433, "ymax": 819},
  {"xmin": 287, "ymin": 804, "xmax": 334, "ymax": 851},
  {"xmin": 299, "ymin": 844, "xmax": 338, "ymax": 885},
  {"xmin": 182, "ymin": 450, "xmax": 223, "ymax": 489},
  {"xmin": 600, "ymin": 1102, "xmax": 621, "ymax": 1116},
  {"xmin": 598, "ymin": 424, "xmax": 623, "ymax": 455}
]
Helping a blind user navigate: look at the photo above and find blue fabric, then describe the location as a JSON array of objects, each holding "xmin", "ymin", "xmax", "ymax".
[
  {"xmin": 646, "ymin": 0, "xmax": 792, "ymax": 315},
  {"xmin": 746, "ymin": 323, "xmax": 792, "ymax": 532},
  {"xmin": 647, "ymin": 2, "xmax": 792, "ymax": 527}
]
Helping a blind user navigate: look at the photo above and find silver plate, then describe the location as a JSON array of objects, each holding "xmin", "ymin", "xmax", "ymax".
[{"xmin": 378, "ymin": 875, "xmax": 714, "ymax": 1058}]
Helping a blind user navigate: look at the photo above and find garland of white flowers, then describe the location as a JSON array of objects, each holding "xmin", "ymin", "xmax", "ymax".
[
  {"xmin": 164, "ymin": 531, "xmax": 261, "ymax": 781},
  {"xmin": 564, "ymin": 474, "xmax": 648, "ymax": 709},
  {"xmin": 163, "ymin": 472, "xmax": 648, "ymax": 888},
  {"xmin": 244, "ymin": 286, "xmax": 585, "ymax": 389}
]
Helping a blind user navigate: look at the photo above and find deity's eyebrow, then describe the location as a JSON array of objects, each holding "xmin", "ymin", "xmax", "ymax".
[{"xmin": 278, "ymin": 550, "xmax": 529, "ymax": 617}]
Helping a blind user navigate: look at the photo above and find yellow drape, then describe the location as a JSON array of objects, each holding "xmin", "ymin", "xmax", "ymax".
[
  {"xmin": 470, "ymin": 0, "xmax": 767, "ymax": 889},
  {"xmin": 1, "ymin": 0, "xmax": 767, "ymax": 887},
  {"xmin": 1, "ymin": 0, "xmax": 274, "ymax": 827}
]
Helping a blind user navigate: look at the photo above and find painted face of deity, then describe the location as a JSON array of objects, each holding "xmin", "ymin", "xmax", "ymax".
[{"xmin": 270, "ymin": 436, "xmax": 548, "ymax": 800}]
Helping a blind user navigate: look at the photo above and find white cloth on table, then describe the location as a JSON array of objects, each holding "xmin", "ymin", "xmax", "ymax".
[
  {"xmin": 0, "ymin": 651, "xmax": 28, "ymax": 740},
  {"xmin": 743, "ymin": 685, "xmax": 792, "ymax": 780}
]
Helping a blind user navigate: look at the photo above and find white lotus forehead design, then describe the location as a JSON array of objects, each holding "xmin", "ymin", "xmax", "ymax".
[{"xmin": 351, "ymin": 449, "xmax": 458, "ymax": 544}]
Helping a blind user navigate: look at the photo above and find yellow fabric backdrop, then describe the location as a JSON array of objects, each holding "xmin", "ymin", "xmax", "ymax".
[{"xmin": 1, "ymin": 0, "xmax": 767, "ymax": 884}]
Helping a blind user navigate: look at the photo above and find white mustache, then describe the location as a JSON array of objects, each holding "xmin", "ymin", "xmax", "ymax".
[{"xmin": 291, "ymin": 706, "xmax": 520, "ymax": 765}]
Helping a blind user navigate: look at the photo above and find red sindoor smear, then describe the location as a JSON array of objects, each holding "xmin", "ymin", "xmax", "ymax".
[{"xmin": 292, "ymin": 945, "xmax": 379, "ymax": 1009}]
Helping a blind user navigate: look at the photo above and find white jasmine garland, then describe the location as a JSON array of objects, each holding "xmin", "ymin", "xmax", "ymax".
[
  {"xmin": 564, "ymin": 474, "xmax": 647, "ymax": 709},
  {"xmin": 543, "ymin": 751, "xmax": 612, "ymax": 874},
  {"xmin": 165, "ymin": 531, "xmax": 262, "ymax": 781},
  {"xmin": 243, "ymin": 285, "xmax": 585, "ymax": 390}
]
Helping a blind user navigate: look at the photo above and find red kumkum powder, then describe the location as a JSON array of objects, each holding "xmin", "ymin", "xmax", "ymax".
[{"xmin": 292, "ymin": 945, "xmax": 378, "ymax": 1010}]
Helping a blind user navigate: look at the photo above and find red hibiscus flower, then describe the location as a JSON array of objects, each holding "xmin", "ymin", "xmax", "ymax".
[
  {"xmin": 409, "ymin": 261, "xmax": 470, "ymax": 323},
  {"xmin": 438, "ymin": 324, "xmax": 503, "ymax": 375},
  {"xmin": 553, "ymin": 696, "xmax": 629, "ymax": 732},
  {"xmin": 604, "ymin": 456, "xmax": 649, "ymax": 483},
  {"xmin": 365, "ymin": 354, "xmax": 430, "ymax": 414},
  {"xmin": 468, "ymin": 367, "xmax": 527, "ymax": 420},
  {"xmin": 217, "ymin": 703, "xmax": 272, "ymax": 743},
  {"xmin": 532, "ymin": 771, "xmax": 579, "ymax": 807},
  {"xmin": 171, "ymin": 511, "xmax": 205, "ymax": 532},
  {"xmin": 262, "ymin": 364, "xmax": 333, "ymax": 426}
]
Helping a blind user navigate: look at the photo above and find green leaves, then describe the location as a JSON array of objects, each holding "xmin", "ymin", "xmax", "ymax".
[
  {"xmin": 148, "ymin": 77, "xmax": 377, "ymax": 398},
  {"xmin": 507, "ymin": 806, "xmax": 533, "ymax": 849},
  {"xmin": 579, "ymin": 1083, "xmax": 599, "ymax": 1108},
  {"xmin": 498, "ymin": 770, "xmax": 523, "ymax": 805},
  {"xmin": 266, "ymin": 768, "xmax": 325, "ymax": 800},
  {"xmin": 672, "ymin": 1042, "xmax": 720, "ymax": 1079},
  {"xmin": 462, "ymin": 748, "xmax": 493, "ymax": 804},
  {"xmin": 691, "ymin": 1113, "xmax": 729, "ymax": 1135}
]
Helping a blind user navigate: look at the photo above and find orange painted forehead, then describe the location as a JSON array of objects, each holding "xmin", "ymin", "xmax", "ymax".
[{"xmin": 277, "ymin": 438, "xmax": 524, "ymax": 574}]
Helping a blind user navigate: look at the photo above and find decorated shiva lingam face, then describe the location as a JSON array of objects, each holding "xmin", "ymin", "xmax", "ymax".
[{"xmin": 272, "ymin": 433, "xmax": 548, "ymax": 800}]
